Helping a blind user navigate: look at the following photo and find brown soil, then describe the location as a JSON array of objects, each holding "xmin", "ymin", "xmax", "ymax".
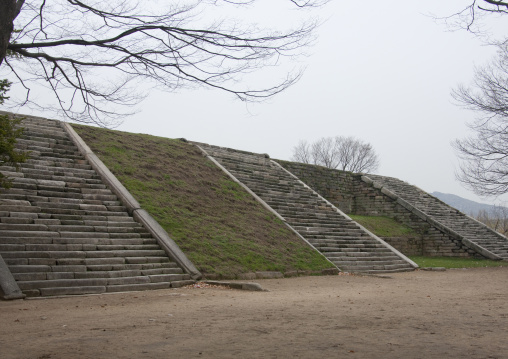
[{"xmin": 1, "ymin": 267, "xmax": 508, "ymax": 359}]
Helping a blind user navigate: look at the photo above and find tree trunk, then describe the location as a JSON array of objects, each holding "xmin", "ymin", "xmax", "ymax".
[{"xmin": 0, "ymin": 0, "xmax": 17, "ymax": 67}]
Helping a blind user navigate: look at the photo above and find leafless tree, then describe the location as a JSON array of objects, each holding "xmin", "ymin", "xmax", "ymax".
[
  {"xmin": 438, "ymin": 1, "xmax": 508, "ymax": 196},
  {"xmin": 442, "ymin": 0, "xmax": 508, "ymax": 34},
  {"xmin": 291, "ymin": 140, "xmax": 313, "ymax": 165},
  {"xmin": 335, "ymin": 136, "xmax": 379, "ymax": 173},
  {"xmin": 476, "ymin": 203, "xmax": 508, "ymax": 235},
  {"xmin": 291, "ymin": 136, "xmax": 379, "ymax": 173},
  {"xmin": 452, "ymin": 43, "xmax": 508, "ymax": 196},
  {"xmin": 0, "ymin": 0, "xmax": 326, "ymax": 127},
  {"xmin": 311, "ymin": 137, "xmax": 339, "ymax": 169}
]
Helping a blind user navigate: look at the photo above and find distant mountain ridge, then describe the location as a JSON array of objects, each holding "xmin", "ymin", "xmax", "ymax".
[{"xmin": 431, "ymin": 192, "xmax": 504, "ymax": 217}]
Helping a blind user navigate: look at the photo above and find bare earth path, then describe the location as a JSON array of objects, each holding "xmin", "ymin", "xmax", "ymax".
[{"xmin": 1, "ymin": 267, "xmax": 507, "ymax": 359}]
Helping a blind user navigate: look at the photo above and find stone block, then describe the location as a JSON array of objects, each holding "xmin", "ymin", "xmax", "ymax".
[
  {"xmin": 47, "ymin": 272, "xmax": 75, "ymax": 280},
  {"xmin": 106, "ymin": 282, "xmax": 170, "ymax": 293},
  {"xmin": 40, "ymin": 286, "xmax": 106, "ymax": 296}
]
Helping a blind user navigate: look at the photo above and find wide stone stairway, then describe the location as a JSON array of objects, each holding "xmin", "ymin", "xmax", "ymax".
[
  {"xmin": 0, "ymin": 116, "xmax": 193, "ymax": 297},
  {"xmin": 366, "ymin": 174, "xmax": 508, "ymax": 260},
  {"xmin": 197, "ymin": 144, "xmax": 416, "ymax": 273}
]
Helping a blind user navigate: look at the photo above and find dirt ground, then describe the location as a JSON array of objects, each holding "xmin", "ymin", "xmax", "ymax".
[{"xmin": 1, "ymin": 267, "xmax": 507, "ymax": 359}]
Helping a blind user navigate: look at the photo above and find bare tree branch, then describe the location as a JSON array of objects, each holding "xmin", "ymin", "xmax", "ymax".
[
  {"xmin": 0, "ymin": 0, "xmax": 325, "ymax": 127},
  {"xmin": 436, "ymin": 0, "xmax": 508, "ymax": 35}
]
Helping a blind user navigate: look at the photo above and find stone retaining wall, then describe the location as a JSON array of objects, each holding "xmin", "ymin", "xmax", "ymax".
[
  {"xmin": 276, "ymin": 160, "xmax": 476, "ymax": 258},
  {"xmin": 276, "ymin": 161, "xmax": 357, "ymax": 213}
]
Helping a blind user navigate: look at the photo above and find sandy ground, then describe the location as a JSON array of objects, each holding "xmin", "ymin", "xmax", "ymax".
[{"xmin": 1, "ymin": 267, "xmax": 508, "ymax": 359}]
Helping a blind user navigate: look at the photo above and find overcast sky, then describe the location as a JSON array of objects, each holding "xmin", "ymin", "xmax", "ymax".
[{"xmin": 5, "ymin": 1, "xmax": 508, "ymax": 205}]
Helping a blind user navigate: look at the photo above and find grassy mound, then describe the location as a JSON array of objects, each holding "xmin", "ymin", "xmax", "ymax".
[
  {"xmin": 348, "ymin": 215, "xmax": 417, "ymax": 238},
  {"xmin": 73, "ymin": 125, "xmax": 333, "ymax": 278}
]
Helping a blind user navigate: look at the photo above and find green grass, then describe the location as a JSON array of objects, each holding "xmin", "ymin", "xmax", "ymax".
[
  {"xmin": 410, "ymin": 256, "xmax": 508, "ymax": 269},
  {"xmin": 349, "ymin": 215, "xmax": 417, "ymax": 238},
  {"xmin": 73, "ymin": 124, "xmax": 333, "ymax": 278}
]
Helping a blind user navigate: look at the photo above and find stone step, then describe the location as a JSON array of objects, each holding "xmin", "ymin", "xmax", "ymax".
[
  {"xmin": 335, "ymin": 258, "xmax": 409, "ymax": 265},
  {"xmin": 288, "ymin": 219, "xmax": 359, "ymax": 227},
  {"xmin": 0, "ymin": 236, "xmax": 157, "ymax": 246},
  {"xmin": 0, "ymin": 223, "xmax": 148, "ymax": 235},
  {"xmin": 309, "ymin": 238, "xmax": 381, "ymax": 245},
  {"xmin": 0, "ymin": 194, "xmax": 119, "ymax": 207},
  {"xmin": 17, "ymin": 274, "xmax": 188, "ymax": 291},
  {"xmin": 319, "ymin": 249, "xmax": 395, "ymax": 256},
  {"xmin": 9, "ymin": 177, "xmax": 107, "ymax": 190},
  {"xmin": 312, "ymin": 243, "xmax": 388, "ymax": 250},
  {"xmin": 17, "ymin": 143, "xmax": 81, "ymax": 156},
  {"xmin": 18, "ymin": 273, "xmax": 192, "ymax": 297},
  {"xmin": 339, "ymin": 264, "xmax": 412, "ymax": 273},
  {"xmin": 21, "ymin": 129, "xmax": 69, "ymax": 141},
  {"xmin": 29, "ymin": 279, "xmax": 194, "ymax": 297},
  {"xmin": 18, "ymin": 162, "xmax": 97, "ymax": 175},
  {"xmin": 8, "ymin": 261, "xmax": 178, "ymax": 274},
  {"xmin": 3, "ymin": 256, "xmax": 171, "ymax": 267},
  {"xmin": 18, "ymin": 166, "xmax": 101, "ymax": 180},
  {"xmin": 38, "ymin": 208, "xmax": 129, "ymax": 217},
  {"xmin": 0, "ymin": 243, "xmax": 161, "ymax": 252},
  {"xmin": 11, "ymin": 267, "xmax": 184, "ymax": 281},
  {"xmin": 0, "ymin": 249, "xmax": 167, "ymax": 259},
  {"xmin": 297, "ymin": 229, "xmax": 369, "ymax": 237}
]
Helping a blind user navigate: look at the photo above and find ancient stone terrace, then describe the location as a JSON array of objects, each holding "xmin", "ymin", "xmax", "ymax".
[
  {"xmin": 196, "ymin": 143, "xmax": 417, "ymax": 274},
  {"xmin": 0, "ymin": 116, "xmax": 194, "ymax": 297},
  {"xmin": 365, "ymin": 174, "xmax": 508, "ymax": 261}
]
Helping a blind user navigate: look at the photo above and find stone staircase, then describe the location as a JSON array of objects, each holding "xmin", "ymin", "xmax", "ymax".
[
  {"xmin": 197, "ymin": 144, "xmax": 416, "ymax": 274},
  {"xmin": 365, "ymin": 175, "xmax": 508, "ymax": 260},
  {"xmin": 0, "ymin": 116, "xmax": 193, "ymax": 297}
]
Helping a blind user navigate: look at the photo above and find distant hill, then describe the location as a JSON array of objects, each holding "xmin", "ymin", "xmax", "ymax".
[{"xmin": 431, "ymin": 192, "xmax": 504, "ymax": 217}]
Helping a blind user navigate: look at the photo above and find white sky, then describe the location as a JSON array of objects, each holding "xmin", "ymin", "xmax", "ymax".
[{"xmin": 5, "ymin": 0, "xmax": 508, "ymax": 205}]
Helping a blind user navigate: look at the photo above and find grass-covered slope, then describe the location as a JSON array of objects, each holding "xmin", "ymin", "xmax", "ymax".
[
  {"xmin": 348, "ymin": 215, "xmax": 417, "ymax": 238},
  {"xmin": 409, "ymin": 256, "xmax": 508, "ymax": 269},
  {"xmin": 73, "ymin": 125, "xmax": 333, "ymax": 278}
]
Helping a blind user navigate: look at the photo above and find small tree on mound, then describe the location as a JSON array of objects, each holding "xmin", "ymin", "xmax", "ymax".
[{"xmin": 0, "ymin": 79, "xmax": 28, "ymax": 191}]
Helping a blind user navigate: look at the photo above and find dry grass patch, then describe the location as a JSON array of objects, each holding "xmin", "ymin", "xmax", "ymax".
[{"xmin": 73, "ymin": 125, "xmax": 333, "ymax": 278}]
